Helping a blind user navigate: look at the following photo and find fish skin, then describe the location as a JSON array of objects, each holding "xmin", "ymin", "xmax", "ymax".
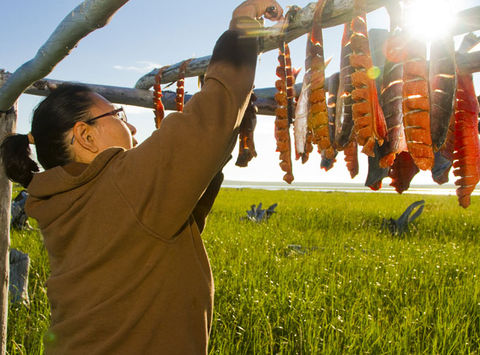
[
  {"xmin": 429, "ymin": 35, "xmax": 457, "ymax": 152},
  {"xmin": 235, "ymin": 93, "xmax": 258, "ymax": 167},
  {"xmin": 327, "ymin": 72, "xmax": 340, "ymax": 145},
  {"xmin": 377, "ymin": 27, "xmax": 407, "ymax": 169},
  {"xmin": 432, "ymin": 151, "xmax": 452, "ymax": 185},
  {"xmin": 365, "ymin": 142, "xmax": 388, "ymax": 190},
  {"xmin": 294, "ymin": 79, "xmax": 310, "ymax": 160},
  {"xmin": 379, "ymin": 50, "xmax": 406, "ymax": 168},
  {"xmin": 321, "ymin": 72, "xmax": 340, "ymax": 162},
  {"xmin": 335, "ymin": 23, "xmax": 355, "ymax": 149},
  {"xmin": 294, "ymin": 35, "xmax": 314, "ymax": 164},
  {"xmin": 432, "ymin": 112, "xmax": 455, "ymax": 184},
  {"xmin": 321, "ymin": 151, "xmax": 337, "ymax": 171},
  {"xmin": 388, "ymin": 151, "xmax": 420, "ymax": 194}
]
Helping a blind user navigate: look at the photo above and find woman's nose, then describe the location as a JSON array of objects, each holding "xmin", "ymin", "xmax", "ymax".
[{"xmin": 127, "ymin": 122, "xmax": 137, "ymax": 136}]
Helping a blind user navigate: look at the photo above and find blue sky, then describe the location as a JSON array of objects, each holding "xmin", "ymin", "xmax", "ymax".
[{"xmin": 1, "ymin": 0, "xmax": 479, "ymax": 185}]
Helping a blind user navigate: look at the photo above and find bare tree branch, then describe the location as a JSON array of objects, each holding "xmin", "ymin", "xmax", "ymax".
[{"xmin": 0, "ymin": 0, "xmax": 129, "ymax": 112}]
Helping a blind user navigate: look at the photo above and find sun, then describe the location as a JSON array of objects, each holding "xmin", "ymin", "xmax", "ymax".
[{"xmin": 403, "ymin": 0, "xmax": 455, "ymax": 40}]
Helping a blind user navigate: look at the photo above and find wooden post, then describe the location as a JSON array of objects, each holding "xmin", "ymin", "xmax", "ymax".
[{"xmin": 0, "ymin": 104, "xmax": 17, "ymax": 354}]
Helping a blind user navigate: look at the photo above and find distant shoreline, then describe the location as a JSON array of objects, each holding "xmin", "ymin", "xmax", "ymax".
[{"xmin": 221, "ymin": 180, "xmax": 477, "ymax": 196}]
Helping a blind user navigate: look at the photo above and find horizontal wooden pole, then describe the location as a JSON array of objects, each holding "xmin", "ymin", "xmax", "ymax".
[
  {"xmin": 135, "ymin": 4, "xmax": 480, "ymax": 90},
  {"xmin": 135, "ymin": 0, "xmax": 388, "ymax": 89},
  {"xmin": 0, "ymin": 69, "xmax": 278, "ymax": 115},
  {"xmin": 1, "ymin": 46, "xmax": 479, "ymax": 117}
]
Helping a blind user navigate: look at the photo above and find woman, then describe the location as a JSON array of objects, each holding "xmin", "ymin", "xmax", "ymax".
[{"xmin": 1, "ymin": 1, "xmax": 283, "ymax": 353}]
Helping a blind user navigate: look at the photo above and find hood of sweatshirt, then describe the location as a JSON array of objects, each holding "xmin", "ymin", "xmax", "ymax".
[{"xmin": 25, "ymin": 148, "xmax": 123, "ymax": 228}]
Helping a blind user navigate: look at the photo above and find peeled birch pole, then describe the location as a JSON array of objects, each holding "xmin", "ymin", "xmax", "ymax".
[
  {"xmin": 135, "ymin": 0, "xmax": 387, "ymax": 89},
  {"xmin": 0, "ymin": 0, "xmax": 129, "ymax": 112},
  {"xmin": 2, "ymin": 39, "xmax": 480, "ymax": 117},
  {"xmin": 135, "ymin": 4, "xmax": 480, "ymax": 89},
  {"xmin": 0, "ymin": 105, "xmax": 17, "ymax": 355}
]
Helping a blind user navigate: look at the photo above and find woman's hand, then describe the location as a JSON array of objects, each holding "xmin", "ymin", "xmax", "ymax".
[{"xmin": 232, "ymin": 0, "xmax": 284, "ymax": 23}]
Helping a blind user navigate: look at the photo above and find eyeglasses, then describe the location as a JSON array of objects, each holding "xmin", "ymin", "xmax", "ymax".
[
  {"xmin": 70, "ymin": 107, "xmax": 127, "ymax": 145},
  {"xmin": 85, "ymin": 107, "xmax": 127, "ymax": 124}
]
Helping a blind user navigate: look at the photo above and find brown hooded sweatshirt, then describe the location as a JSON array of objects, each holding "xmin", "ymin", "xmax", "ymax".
[{"xmin": 25, "ymin": 25, "xmax": 258, "ymax": 354}]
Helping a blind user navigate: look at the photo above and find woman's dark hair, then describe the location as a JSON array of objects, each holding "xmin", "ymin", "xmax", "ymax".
[{"xmin": 0, "ymin": 84, "xmax": 95, "ymax": 187}]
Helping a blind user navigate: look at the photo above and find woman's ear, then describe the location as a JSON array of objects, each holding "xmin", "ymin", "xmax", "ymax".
[{"xmin": 72, "ymin": 121, "xmax": 99, "ymax": 154}]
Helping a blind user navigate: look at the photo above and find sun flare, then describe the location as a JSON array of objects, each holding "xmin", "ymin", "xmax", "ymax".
[{"xmin": 403, "ymin": 0, "xmax": 455, "ymax": 40}]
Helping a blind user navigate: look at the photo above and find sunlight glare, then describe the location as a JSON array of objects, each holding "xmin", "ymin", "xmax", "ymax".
[{"xmin": 403, "ymin": 0, "xmax": 455, "ymax": 40}]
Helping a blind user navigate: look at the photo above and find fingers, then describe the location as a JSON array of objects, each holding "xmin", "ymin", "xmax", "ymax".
[
  {"xmin": 263, "ymin": 1, "xmax": 283, "ymax": 21},
  {"xmin": 231, "ymin": 0, "xmax": 284, "ymax": 26}
]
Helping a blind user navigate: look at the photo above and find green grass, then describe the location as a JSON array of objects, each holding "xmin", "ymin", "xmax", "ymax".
[{"xmin": 8, "ymin": 188, "xmax": 480, "ymax": 354}]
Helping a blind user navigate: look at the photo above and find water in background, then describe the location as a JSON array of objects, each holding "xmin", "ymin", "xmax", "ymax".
[{"xmin": 222, "ymin": 181, "xmax": 480, "ymax": 196}]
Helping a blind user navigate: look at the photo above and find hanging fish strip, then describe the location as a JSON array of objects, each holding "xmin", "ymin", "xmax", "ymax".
[
  {"xmin": 235, "ymin": 93, "xmax": 258, "ymax": 167},
  {"xmin": 307, "ymin": 0, "xmax": 335, "ymax": 159},
  {"xmin": 349, "ymin": 0, "xmax": 387, "ymax": 157},
  {"xmin": 343, "ymin": 141, "xmax": 359, "ymax": 179},
  {"xmin": 320, "ymin": 72, "xmax": 340, "ymax": 171},
  {"xmin": 401, "ymin": 1, "xmax": 434, "ymax": 170},
  {"xmin": 365, "ymin": 142, "xmax": 388, "ymax": 190},
  {"xmin": 388, "ymin": 151, "xmax": 419, "ymax": 194},
  {"xmin": 294, "ymin": 68, "xmax": 313, "ymax": 163},
  {"xmin": 453, "ymin": 72, "xmax": 480, "ymax": 208},
  {"xmin": 176, "ymin": 59, "xmax": 193, "ymax": 112},
  {"xmin": 378, "ymin": 29, "xmax": 406, "ymax": 168},
  {"xmin": 335, "ymin": 23, "xmax": 355, "ymax": 149},
  {"xmin": 274, "ymin": 42, "xmax": 294, "ymax": 184},
  {"xmin": 284, "ymin": 42, "xmax": 296, "ymax": 124},
  {"xmin": 429, "ymin": 35, "xmax": 457, "ymax": 152},
  {"xmin": 320, "ymin": 151, "xmax": 337, "ymax": 171},
  {"xmin": 153, "ymin": 66, "xmax": 169, "ymax": 129},
  {"xmin": 327, "ymin": 72, "xmax": 339, "ymax": 150},
  {"xmin": 294, "ymin": 33, "xmax": 314, "ymax": 164},
  {"xmin": 432, "ymin": 112, "xmax": 455, "ymax": 184}
]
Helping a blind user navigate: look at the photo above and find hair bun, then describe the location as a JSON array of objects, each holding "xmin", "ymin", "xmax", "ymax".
[{"xmin": 0, "ymin": 134, "xmax": 39, "ymax": 187}]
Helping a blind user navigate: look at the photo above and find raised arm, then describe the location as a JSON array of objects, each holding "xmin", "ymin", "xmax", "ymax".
[{"xmin": 113, "ymin": 1, "xmax": 283, "ymax": 241}]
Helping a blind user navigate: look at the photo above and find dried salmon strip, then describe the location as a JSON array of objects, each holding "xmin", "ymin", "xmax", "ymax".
[
  {"xmin": 388, "ymin": 151, "xmax": 419, "ymax": 194},
  {"xmin": 153, "ymin": 66, "xmax": 169, "ymax": 129},
  {"xmin": 274, "ymin": 43, "xmax": 294, "ymax": 184},
  {"xmin": 335, "ymin": 23, "xmax": 355, "ymax": 149},
  {"xmin": 284, "ymin": 43, "xmax": 296, "ymax": 124},
  {"xmin": 378, "ymin": 30, "xmax": 406, "ymax": 168},
  {"xmin": 176, "ymin": 60, "xmax": 192, "ymax": 112},
  {"xmin": 344, "ymin": 140, "xmax": 359, "ymax": 179},
  {"xmin": 235, "ymin": 93, "xmax": 258, "ymax": 167},
  {"xmin": 349, "ymin": 0, "xmax": 387, "ymax": 157},
  {"xmin": 453, "ymin": 73, "xmax": 480, "ymax": 208},
  {"xmin": 429, "ymin": 35, "xmax": 457, "ymax": 151},
  {"xmin": 402, "ymin": 1, "xmax": 434, "ymax": 170},
  {"xmin": 307, "ymin": 0, "xmax": 334, "ymax": 159},
  {"xmin": 294, "ymin": 71, "xmax": 313, "ymax": 163},
  {"xmin": 432, "ymin": 112, "xmax": 455, "ymax": 184}
]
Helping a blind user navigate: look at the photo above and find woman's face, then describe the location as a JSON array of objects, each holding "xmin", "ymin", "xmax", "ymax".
[{"xmin": 87, "ymin": 93, "xmax": 138, "ymax": 150}]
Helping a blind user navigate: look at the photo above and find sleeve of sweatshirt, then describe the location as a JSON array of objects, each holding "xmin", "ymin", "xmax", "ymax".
[
  {"xmin": 112, "ymin": 23, "xmax": 258, "ymax": 241},
  {"xmin": 192, "ymin": 170, "xmax": 224, "ymax": 234}
]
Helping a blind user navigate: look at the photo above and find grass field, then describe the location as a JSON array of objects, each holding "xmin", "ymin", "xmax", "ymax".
[{"xmin": 7, "ymin": 187, "xmax": 480, "ymax": 354}]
